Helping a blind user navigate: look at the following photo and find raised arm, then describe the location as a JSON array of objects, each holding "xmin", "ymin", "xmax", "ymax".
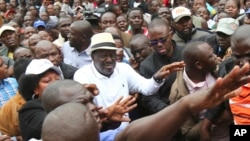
[{"xmin": 115, "ymin": 63, "xmax": 250, "ymax": 141}]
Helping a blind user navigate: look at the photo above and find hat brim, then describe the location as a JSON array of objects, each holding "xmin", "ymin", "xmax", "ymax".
[
  {"xmin": 89, "ymin": 46, "xmax": 118, "ymax": 54},
  {"xmin": 174, "ymin": 15, "xmax": 191, "ymax": 22},
  {"xmin": 215, "ymin": 27, "xmax": 233, "ymax": 35},
  {"xmin": 0, "ymin": 27, "xmax": 16, "ymax": 37},
  {"xmin": 26, "ymin": 66, "xmax": 62, "ymax": 75}
]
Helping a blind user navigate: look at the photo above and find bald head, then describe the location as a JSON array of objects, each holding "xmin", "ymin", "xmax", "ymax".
[
  {"xmin": 13, "ymin": 47, "xmax": 33, "ymax": 61},
  {"xmin": 42, "ymin": 103, "xmax": 99, "ymax": 141},
  {"xmin": 104, "ymin": 26, "xmax": 120, "ymax": 36},
  {"xmin": 41, "ymin": 80, "xmax": 93, "ymax": 113},
  {"xmin": 148, "ymin": 18, "xmax": 170, "ymax": 32},
  {"xmin": 71, "ymin": 20, "xmax": 94, "ymax": 38},
  {"xmin": 34, "ymin": 40, "xmax": 61, "ymax": 66},
  {"xmin": 183, "ymin": 41, "xmax": 208, "ymax": 67},
  {"xmin": 28, "ymin": 34, "xmax": 42, "ymax": 52},
  {"xmin": 231, "ymin": 25, "xmax": 250, "ymax": 51}
]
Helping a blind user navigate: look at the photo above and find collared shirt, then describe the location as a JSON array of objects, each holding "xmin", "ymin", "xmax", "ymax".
[
  {"xmin": 183, "ymin": 69, "xmax": 216, "ymax": 94},
  {"xmin": 0, "ymin": 78, "xmax": 18, "ymax": 107},
  {"xmin": 61, "ymin": 41, "xmax": 92, "ymax": 68},
  {"xmin": 74, "ymin": 62, "xmax": 162, "ymax": 108},
  {"xmin": 53, "ymin": 33, "xmax": 65, "ymax": 48},
  {"xmin": 183, "ymin": 69, "xmax": 216, "ymax": 120}
]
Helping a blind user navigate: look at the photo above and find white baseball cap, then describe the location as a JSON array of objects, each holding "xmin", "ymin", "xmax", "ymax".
[
  {"xmin": 25, "ymin": 59, "xmax": 62, "ymax": 75},
  {"xmin": 0, "ymin": 25, "xmax": 15, "ymax": 37},
  {"xmin": 171, "ymin": 6, "xmax": 191, "ymax": 22}
]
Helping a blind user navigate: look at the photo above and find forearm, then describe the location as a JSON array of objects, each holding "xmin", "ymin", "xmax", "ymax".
[{"xmin": 116, "ymin": 97, "xmax": 191, "ymax": 141}]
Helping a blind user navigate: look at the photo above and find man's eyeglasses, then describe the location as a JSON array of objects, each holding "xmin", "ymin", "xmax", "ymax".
[{"xmin": 149, "ymin": 36, "xmax": 168, "ymax": 47}]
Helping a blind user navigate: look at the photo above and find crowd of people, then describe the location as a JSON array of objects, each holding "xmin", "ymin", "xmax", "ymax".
[{"xmin": 1, "ymin": 0, "xmax": 250, "ymax": 141}]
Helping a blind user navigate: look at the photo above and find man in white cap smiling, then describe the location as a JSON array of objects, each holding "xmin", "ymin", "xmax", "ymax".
[{"xmin": 74, "ymin": 32, "xmax": 185, "ymax": 131}]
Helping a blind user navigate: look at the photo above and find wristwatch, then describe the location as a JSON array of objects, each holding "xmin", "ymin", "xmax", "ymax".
[{"xmin": 153, "ymin": 76, "xmax": 164, "ymax": 83}]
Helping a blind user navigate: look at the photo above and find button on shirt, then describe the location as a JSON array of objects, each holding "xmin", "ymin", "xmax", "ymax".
[
  {"xmin": 0, "ymin": 78, "xmax": 18, "ymax": 107},
  {"xmin": 61, "ymin": 41, "xmax": 92, "ymax": 68},
  {"xmin": 74, "ymin": 62, "xmax": 162, "ymax": 108}
]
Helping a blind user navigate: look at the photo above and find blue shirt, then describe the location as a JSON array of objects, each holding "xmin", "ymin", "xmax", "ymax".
[
  {"xmin": 61, "ymin": 41, "xmax": 92, "ymax": 68},
  {"xmin": 0, "ymin": 77, "xmax": 18, "ymax": 107},
  {"xmin": 100, "ymin": 129, "xmax": 121, "ymax": 141}
]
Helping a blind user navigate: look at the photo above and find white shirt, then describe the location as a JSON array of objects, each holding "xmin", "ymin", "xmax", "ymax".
[{"xmin": 74, "ymin": 62, "xmax": 162, "ymax": 108}]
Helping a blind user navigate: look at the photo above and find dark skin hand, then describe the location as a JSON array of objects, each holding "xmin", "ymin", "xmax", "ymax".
[{"xmin": 115, "ymin": 63, "xmax": 250, "ymax": 141}]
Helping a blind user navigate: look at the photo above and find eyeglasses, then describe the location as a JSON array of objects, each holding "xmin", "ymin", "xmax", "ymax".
[{"xmin": 149, "ymin": 36, "xmax": 168, "ymax": 47}]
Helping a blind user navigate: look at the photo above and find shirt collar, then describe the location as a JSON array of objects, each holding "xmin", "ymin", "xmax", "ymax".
[
  {"xmin": 69, "ymin": 42, "xmax": 91, "ymax": 55},
  {"xmin": 183, "ymin": 69, "xmax": 216, "ymax": 92}
]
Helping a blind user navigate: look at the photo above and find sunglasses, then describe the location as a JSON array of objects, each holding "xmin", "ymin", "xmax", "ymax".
[{"xmin": 149, "ymin": 36, "xmax": 168, "ymax": 47}]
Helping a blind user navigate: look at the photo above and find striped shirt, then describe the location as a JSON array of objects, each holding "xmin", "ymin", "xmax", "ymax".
[{"xmin": 230, "ymin": 83, "xmax": 250, "ymax": 125}]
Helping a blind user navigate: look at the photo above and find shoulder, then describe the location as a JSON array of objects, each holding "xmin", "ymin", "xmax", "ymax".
[
  {"xmin": 60, "ymin": 62, "xmax": 78, "ymax": 72},
  {"xmin": 20, "ymin": 99, "xmax": 43, "ymax": 111},
  {"xmin": 218, "ymin": 57, "xmax": 235, "ymax": 77},
  {"xmin": 74, "ymin": 64, "xmax": 92, "ymax": 78},
  {"xmin": 4, "ymin": 77, "xmax": 18, "ymax": 86}
]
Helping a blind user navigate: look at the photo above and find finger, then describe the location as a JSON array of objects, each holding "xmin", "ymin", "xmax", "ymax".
[
  {"xmin": 0, "ymin": 135, "xmax": 11, "ymax": 140},
  {"xmin": 120, "ymin": 116, "xmax": 131, "ymax": 122},
  {"xmin": 123, "ymin": 97, "xmax": 136, "ymax": 107},
  {"xmin": 114, "ymin": 96, "xmax": 124, "ymax": 105},
  {"xmin": 84, "ymin": 84, "xmax": 99, "ymax": 96},
  {"xmin": 222, "ymin": 64, "xmax": 250, "ymax": 89},
  {"xmin": 224, "ymin": 87, "xmax": 242, "ymax": 99},
  {"xmin": 164, "ymin": 61, "xmax": 185, "ymax": 70},
  {"xmin": 119, "ymin": 96, "xmax": 132, "ymax": 107},
  {"xmin": 123, "ymin": 103, "xmax": 137, "ymax": 113}
]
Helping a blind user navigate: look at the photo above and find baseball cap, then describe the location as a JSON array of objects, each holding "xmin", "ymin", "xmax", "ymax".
[
  {"xmin": 215, "ymin": 18, "xmax": 239, "ymax": 35},
  {"xmin": 88, "ymin": 33, "xmax": 117, "ymax": 54},
  {"xmin": 0, "ymin": 25, "xmax": 16, "ymax": 37},
  {"xmin": 34, "ymin": 20, "xmax": 46, "ymax": 29},
  {"xmin": 4, "ymin": 9, "xmax": 16, "ymax": 19},
  {"xmin": 25, "ymin": 59, "xmax": 62, "ymax": 75},
  {"xmin": 171, "ymin": 6, "xmax": 191, "ymax": 22}
]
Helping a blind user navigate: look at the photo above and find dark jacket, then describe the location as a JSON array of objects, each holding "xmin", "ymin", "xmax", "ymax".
[
  {"xmin": 138, "ymin": 41, "xmax": 183, "ymax": 115},
  {"xmin": 198, "ymin": 34, "xmax": 228, "ymax": 59},
  {"xmin": 173, "ymin": 28, "xmax": 212, "ymax": 47},
  {"xmin": 19, "ymin": 99, "xmax": 46, "ymax": 141},
  {"xmin": 60, "ymin": 62, "xmax": 78, "ymax": 79},
  {"xmin": 205, "ymin": 57, "xmax": 235, "ymax": 121}
]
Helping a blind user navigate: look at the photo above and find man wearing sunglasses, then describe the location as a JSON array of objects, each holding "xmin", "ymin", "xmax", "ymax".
[{"xmin": 138, "ymin": 18, "xmax": 183, "ymax": 119}]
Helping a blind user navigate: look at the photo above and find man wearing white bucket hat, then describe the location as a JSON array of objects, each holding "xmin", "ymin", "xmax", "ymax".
[{"xmin": 74, "ymin": 32, "xmax": 185, "ymax": 130}]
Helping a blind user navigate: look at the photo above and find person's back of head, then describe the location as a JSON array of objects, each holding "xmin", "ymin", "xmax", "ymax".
[
  {"xmin": 42, "ymin": 103, "xmax": 100, "ymax": 141},
  {"xmin": 148, "ymin": 17, "xmax": 169, "ymax": 31},
  {"xmin": 182, "ymin": 41, "xmax": 217, "ymax": 73},
  {"xmin": 41, "ymin": 80, "xmax": 90, "ymax": 113},
  {"xmin": 13, "ymin": 57, "xmax": 32, "ymax": 81}
]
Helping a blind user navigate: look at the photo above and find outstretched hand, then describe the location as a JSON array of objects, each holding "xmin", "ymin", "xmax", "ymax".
[
  {"xmin": 153, "ymin": 61, "xmax": 185, "ymax": 81},
  {"xmin": 106, "ymin": 96, "xmax": 137, "ymax": 122},
  {"xmin": 188, "ymin": 63, "xmax": 250, "ymax": 113}
]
